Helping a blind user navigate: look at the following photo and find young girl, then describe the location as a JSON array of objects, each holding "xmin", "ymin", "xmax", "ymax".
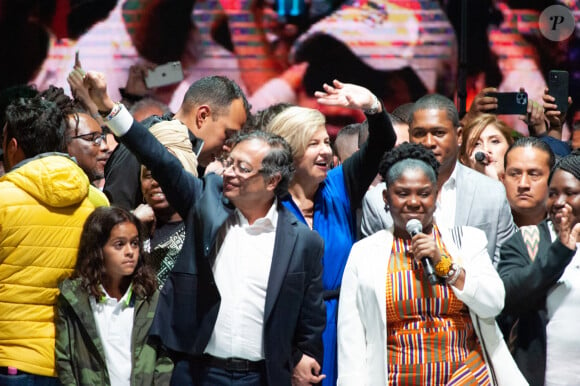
[{"xmin": 55, "ymin": 206, "xmax": 173, "ymax": 385}]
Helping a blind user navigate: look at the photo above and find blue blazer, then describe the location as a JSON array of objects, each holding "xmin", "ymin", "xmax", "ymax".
[{"xmin": 118, "ymin": 120, "xmax": 326, "ymax": 385}]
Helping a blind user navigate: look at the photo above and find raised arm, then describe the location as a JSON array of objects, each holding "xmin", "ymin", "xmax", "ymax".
[
  {"xmin": 499, "ymin": 212, "xmax": 579, "ymax": 316},
  {"xmin": 315, "ymin": 80, "xmax": 396, "ymax": 207},
  {"xmin": 84, "ymin": 71, "xmax": 200, "ymax": 219},
  {"xmin": 499, "ymin": 234, "xmax": 574, "ymax": 315}
]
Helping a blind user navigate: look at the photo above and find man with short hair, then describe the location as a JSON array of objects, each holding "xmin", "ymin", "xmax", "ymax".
[
  {"xmin": 362, "ymin": 94, "xmax": 515, "ymax": 265},
  {"xmin": 333, "ymin": 122, "xmax": 363, "ymax": 164},
  {"xmin": 501, "ymin": 137, "xmax": 555, "ymax": 228},
  {"xmin": 104, "ymin": 75, "xmax": 250, "ymax": 209},
  {"xmin": 87, "ymin": 72, "xmax": 325, "ymax": 386},
  {"xmin": 0, "ymin": 96, "xmax": 107, "ymax": 384},
  {"xmin": 497, "ymin": 137, "xmax": 556, "ymax": 385}
]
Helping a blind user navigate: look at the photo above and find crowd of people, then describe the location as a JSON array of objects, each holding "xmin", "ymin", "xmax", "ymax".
[{"xmin": 1, "ymin": 38, "xmax": 580, "ymax": 386}]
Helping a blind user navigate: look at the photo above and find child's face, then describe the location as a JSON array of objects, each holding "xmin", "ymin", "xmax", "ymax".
[{"xmin": 103, "ymin": 221, "xmax": 140, "ymax": 282}]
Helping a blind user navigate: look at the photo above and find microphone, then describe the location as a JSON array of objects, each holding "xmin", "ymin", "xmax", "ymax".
[
  {"xmin": 474, "ymin": 151, "xmax": 487, "ymax": 164},
  {"xmin": 406, "ymin": 219, "xmax": 438, "ymax": 285}
]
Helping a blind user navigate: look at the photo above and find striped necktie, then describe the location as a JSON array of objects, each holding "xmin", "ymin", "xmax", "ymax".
[{"xmin": 520, "ymin": 225, "xmax": 540, "ymax": 261}]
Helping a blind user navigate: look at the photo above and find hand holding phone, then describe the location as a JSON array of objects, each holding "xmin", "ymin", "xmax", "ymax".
[
  {"xmin": 548, "ymin": 70, "xmax": 569, "ymax": 115},
  {"xmin": 484, "ymin": 91, "xmax": 528, "ymax": 115},
  {"xmin": 74, "ymin": 50, "xmax": 86, "ymax": 76},
  {"xmin": 145, "ymin": 61, "xmax": 184, "ymax": 89}
]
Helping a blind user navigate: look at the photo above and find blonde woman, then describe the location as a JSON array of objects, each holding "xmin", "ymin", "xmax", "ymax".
[{"xmin": 265, "ymin": 80, "xmax": 396, "ymax": 385}]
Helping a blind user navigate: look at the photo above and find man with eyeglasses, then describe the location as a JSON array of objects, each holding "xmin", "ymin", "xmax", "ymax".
[
  {"xmin": 40, "ymin": 85, "xmax": 111, "ymax": 186},
  {"xmin": 0, "ymin": 95, "xmax": 108, "ymax": 385},
  {"xmin": 66, "ymin": 112, "xmax": 110, "ymax": 184},
  {"xmin": 85, "ymin": 71, "xmax": 328, "ymax": 386}
]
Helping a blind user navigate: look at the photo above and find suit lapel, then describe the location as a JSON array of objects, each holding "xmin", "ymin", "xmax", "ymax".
[
  {"xmin": 453, "ymin": 164, "xmax": 475, "ymax": 226},
  {"xmin": 264, "ymin": 206, "xmax": 298, "ymax": 322}
]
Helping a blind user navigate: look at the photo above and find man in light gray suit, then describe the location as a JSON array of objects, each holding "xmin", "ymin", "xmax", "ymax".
[{"xmin": 361, "ymin": 94, "xmax": 515, "ymax": 266}]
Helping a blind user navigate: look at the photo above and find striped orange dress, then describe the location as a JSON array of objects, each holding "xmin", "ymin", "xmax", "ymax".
[{"xmin": 386, "ymin": 225, "xmax": 491, "ymax": 385}]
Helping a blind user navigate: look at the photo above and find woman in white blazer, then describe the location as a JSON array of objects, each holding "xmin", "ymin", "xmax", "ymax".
[{"xmin": 337, "ymin": 143, "xmax": 527, "ymax": 386}]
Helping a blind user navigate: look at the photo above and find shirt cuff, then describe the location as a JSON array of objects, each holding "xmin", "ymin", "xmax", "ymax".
[{"xmin": 105, "ymin": 104, "xmax": 134, "ymax": 137}]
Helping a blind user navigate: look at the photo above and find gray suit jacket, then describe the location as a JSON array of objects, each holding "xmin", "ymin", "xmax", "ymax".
[{"xmin": 361, "ymin": 163, "xmax": 516, "ymax": 266}]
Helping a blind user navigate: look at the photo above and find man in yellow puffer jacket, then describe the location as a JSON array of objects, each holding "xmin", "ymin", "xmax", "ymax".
[{"xmin": 0, "ymin": 96, "xmax": 108, "ymax": 384}]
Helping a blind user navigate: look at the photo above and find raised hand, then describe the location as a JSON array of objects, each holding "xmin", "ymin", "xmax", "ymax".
[
  {"xmin": 314, "ymin": 80, "xmax": 381, "ymax": 112},
  {"xmin": 83, "ymin": 71, "xmax": 115, "ymax": 113},
  {"xmin": 467, "ymin": 87, "xmax": 498, "ymax": 118},
  {"xmin": 543, "ymin": 87, "xmax": 573, "ymax": 130},
  {"xmin": 519, "ymin": 87, "xmax": 546, "ymax": 135},
  {"xmin": 125, "ymin": 63, "xmax": 154, "ymax": 97},
  {"xmin": 67, "ymin": 53, "xmax": 101, "ymax": 119},
  {"xmin": 555, "ymin": 203, "xmax": 580, "ymax": 250}
]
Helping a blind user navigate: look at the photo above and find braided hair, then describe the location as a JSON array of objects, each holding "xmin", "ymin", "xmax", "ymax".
[
  {"xmin": 379, "ymin": 142, "xmax": 440, "ymax": 188},
  {"xmin": 549, "ymin": 149, "xmax": 580, "ymax": 185}
]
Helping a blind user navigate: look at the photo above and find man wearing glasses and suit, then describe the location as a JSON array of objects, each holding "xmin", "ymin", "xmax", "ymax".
[{"xmin": 86, "ymin": 71, "xmax": 329, "ymax": 386}]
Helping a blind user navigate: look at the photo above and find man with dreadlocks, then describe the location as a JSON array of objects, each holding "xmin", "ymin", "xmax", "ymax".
[
  {"xmin": 499, "ymin": 150, "xmax": 580, "ymax": 386},
  {"xmin": 41, "ymin": 86, "xmax": 111, "ymax": 185}
]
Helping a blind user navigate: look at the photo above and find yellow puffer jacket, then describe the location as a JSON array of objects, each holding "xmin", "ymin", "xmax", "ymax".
[{"xmin": 0, "ymin": 154, "xmax": 108, "ymax": 377}]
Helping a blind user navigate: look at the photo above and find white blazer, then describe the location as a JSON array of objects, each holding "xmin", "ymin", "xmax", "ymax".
[{"xmin": 337, "ymin": 226, "xmax": 528, "ymax": 386}]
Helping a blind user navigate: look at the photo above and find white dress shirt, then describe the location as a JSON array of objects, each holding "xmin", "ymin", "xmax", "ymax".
[
  {"xmin": 204, "ymin": 200, "xmax": 278, "ymax": 361},
  {"xmin": 544, "ymin": 224, "xmax": 580, "ymax": 386},
  {"xmin": 434, "ymin": 163, "xmax": 458, "ymax": 229},
  {"xmin": 90, "ymin": 285, "xmax": 134, "ymax": 386}
]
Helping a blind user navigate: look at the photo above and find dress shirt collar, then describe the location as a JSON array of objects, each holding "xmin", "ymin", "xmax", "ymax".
[
  {"xmin": 97, "ymin": 283, "xmax": 134, "ymax": 308},
  {"xmin": 441, "ymin": 162, "xmax": 458, "ymax": 191},
  {"xmin": 235, "ymin": 199, "xmax": 278, "ymax": 231}
]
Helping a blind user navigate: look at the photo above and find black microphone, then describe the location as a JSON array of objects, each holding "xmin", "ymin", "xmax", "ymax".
[
  {"xmin": 406, "ymin": 219, "xmax": 438, "ymax": 285},
  {"xmin": 474, "ymin": 151, "xmax": 486, "ymax": 164}
]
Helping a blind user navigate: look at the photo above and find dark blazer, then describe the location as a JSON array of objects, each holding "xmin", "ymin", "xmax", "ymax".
[
  {"xmin": 498, "ymin": 220, "xmax": 575, "ymax": 386},
  {"xmin": 117, "ymin": 119, "xmax": 326, "ymax": 386}
]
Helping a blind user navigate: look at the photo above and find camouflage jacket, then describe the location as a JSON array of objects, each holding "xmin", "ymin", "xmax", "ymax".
[{"xmin": 55, "ymin": 278, "xmax": 173, "ymax": 385}]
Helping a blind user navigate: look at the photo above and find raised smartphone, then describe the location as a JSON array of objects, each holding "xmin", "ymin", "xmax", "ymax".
[
  {"xmin": 548, "ymin": 70, "xmax": 569, "ymax": 115},
  {"xmin": 485, "ymin": 91, "xmax": 528, "ymax": 115},
  {"xmin": 145, "ymin": 61, "xmax": 184, "ymax": 89}
]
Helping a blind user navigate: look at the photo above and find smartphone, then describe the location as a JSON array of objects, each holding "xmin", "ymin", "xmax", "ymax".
[
  {"xmin": 548, "ymin": 70, "xmax": 569, "ymax": 115},
  {"xmin": 145, "ymin": 61, "xmax": 184, "ymax": 89},
  {"xmin": 485, "ymin": 91, "xmax": 528, "ymax": 115}
]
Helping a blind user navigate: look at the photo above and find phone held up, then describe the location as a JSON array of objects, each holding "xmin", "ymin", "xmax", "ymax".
[
  {"xmin": 145, "ymin": 61, "xmax": 184, "ymax": 89},
  {"xmin": 484, "ymin": 91, "xmax": 528, "ymax": 115},
  {"xmin": 548, "ymin": 70, "xmax": 569, "ymax": 115}
]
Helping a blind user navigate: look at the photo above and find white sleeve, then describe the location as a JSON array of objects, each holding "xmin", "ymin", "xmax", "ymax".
[
  {"xmin": 105, "ymin": 104, "xmax": 134, "ymax": 137},
  {"xmin": 451, "ymin": 227, "xmax": 505, "ymax": 319},
  {"xmin": 337, "ymin": 248, "xmax": 368, "ymax": 385}
]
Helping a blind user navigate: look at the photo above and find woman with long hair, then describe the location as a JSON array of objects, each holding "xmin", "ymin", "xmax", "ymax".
[
  {"xmin": 459, "ymin": 113, "xmax": 514, "ymax": 180},
  {"xmin": 55, "ymin": 206, "xmax": 172, "ymax": 385}
]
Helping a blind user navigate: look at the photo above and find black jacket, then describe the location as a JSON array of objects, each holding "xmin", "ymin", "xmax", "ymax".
[
  {"xmin": 498, "ymin": 220, "xmax": 575, "ymax": 386},
  {"xmin": 118, "ymin": 118, "xmax": 326, "ymax": 386}
]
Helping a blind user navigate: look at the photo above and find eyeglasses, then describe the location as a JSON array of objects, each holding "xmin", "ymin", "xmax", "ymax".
[
  {"xmin": 222, "ymin": 157, "xmax": 264, "ymax": 178},
  {"xmin": 70, "ymin": 131, "xmax": 107, "ymax": 146}
]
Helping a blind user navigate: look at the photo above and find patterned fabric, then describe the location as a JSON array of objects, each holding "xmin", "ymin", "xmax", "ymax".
[
  {"xmin": 149, "ymin": 221, "xmax": 186, "ymax": 288},
  {"xmin": 386, "ymin": 226, "xmax": 491, "ymax": 386},
  {"xmin": 520, "ymin": 225, "xmax": 540, "ymax": 261}
]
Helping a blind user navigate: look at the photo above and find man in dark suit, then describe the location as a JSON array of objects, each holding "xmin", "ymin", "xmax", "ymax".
[{"xmin": 86, "ymin": 72, "xmax": 326, "ymax": 386}]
